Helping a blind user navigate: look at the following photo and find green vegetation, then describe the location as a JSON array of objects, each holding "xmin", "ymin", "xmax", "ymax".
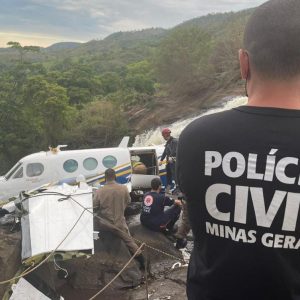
[{"xmin": 0, "ymin": 10, "xmax": 252, "ymax": 174}]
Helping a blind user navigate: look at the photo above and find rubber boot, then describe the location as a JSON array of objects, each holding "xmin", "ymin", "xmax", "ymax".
[{"xmin": 176, "ymin": 238, "xmax": 187, "ymax": 249}]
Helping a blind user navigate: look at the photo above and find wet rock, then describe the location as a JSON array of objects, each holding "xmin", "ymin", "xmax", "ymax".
[
  {"xmin": 131, "ymin": 267, "xmax": 188, "ymax": 300},
  {"xmin": 130, "ymin": 224, "xmax": 184, "ymax": 276},
  {"xmin": 62, "ymin": 231, "xmax": 143, "ymax": 290},
  {"xmin": 0, "ymin": 227, "xmax": 21, "ymax": 298},
  {"xmin": 166, "ymin": 267, "xmax": 188, "ymax": 285},
  {"xmin": 125, "ymin": 202, "xmax": 142, "ymax": 216},
  {"xmin": 0, "ymin": 220, "xmax": 186, "ymax": 298},
  {"xmin": 61, "ymin": 224, "xmax": 184, "ymax": 291}
]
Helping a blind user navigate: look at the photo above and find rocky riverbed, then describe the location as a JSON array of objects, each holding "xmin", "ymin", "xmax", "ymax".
[{"xmin": 0, "ymin": 209, "xmax": 192, "ymax": 300}]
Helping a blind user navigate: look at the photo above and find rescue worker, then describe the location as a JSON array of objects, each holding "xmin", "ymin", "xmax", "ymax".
[
  {"xmin": 159, "ymin": 128, "xmax": 178, "ymax": 192},
  {"xmin": 93, "ymin": 168, "xmax": 145, "ymax": 270},
  {"xmin": 140, "ymin": 177, "xmax": 182, "ymax": 233}
]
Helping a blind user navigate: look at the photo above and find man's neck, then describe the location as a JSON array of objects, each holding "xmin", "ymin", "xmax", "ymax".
[
  {"xmin": 247, "ymin": 77, "xmax": 300, "ymax": 109},
  {"xmin": 106, "ymin": 180, "xmax": 115, "ymax": 184}
]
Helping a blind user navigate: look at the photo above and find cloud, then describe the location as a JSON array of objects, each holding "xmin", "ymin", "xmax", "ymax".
[
  {"xmin": 110, "ymin": 18, "xmax": 151, "ymax": 32},
  {"xmin": 0, "ymin": 0, "xmax": 267, "ymax": 47},
  {"xmin": 0, "ymin": 31, "xmax": 84, "ymax": 48}
]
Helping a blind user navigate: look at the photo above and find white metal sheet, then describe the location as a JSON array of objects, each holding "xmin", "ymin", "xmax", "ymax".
[
  {"xmin": 21, "ymin": 184, "xmax": 94, "ymax": 260},
  {"xmin": 9, "ymin": 278, "xmax": 54, "ymax": 300}
]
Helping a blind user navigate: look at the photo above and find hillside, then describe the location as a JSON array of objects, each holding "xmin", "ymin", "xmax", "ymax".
[
  {"xmin": 45, "ymin": 42, "xmax": 82, "ymax": 51},
  {"xmin": 0, "ymin": 9, "xmax": 251, "ymax": 174}
]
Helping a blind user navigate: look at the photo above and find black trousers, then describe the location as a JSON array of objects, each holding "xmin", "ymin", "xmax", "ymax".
[{"xmin": 141, "ymin": 205, "xmax": 181, "ymax": 232}]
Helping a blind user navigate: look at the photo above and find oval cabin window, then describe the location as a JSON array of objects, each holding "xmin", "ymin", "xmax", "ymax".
[
  {"xmin": 63, "ymin": 159, "xmax": 78, "ymax": 173},
  {"xmin": 26, "ymin": 163, "xmax": 44, "ymax": 177},
  {"xmin": 83, "ymin": 157, "xmax": 98, "ymax": 171},
  {"xmin": 102, "ymin": 155, "xmax": 117, "ymax": 168}
]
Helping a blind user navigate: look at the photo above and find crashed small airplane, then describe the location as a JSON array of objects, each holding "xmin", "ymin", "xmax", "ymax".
[
  {"xmin": 0, "ymin": 136, "xmax": 169, "ymax": 299},
  {"xmin": 0, "ymin": 137, "xmax": 167, "ymax": 202}
]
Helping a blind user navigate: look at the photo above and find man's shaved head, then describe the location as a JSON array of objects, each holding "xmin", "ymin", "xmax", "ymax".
[{"xmin": 244, "ymin": 0, "xmax": 300, "ymax": 80}]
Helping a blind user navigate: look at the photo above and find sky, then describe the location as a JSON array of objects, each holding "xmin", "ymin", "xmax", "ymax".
[{"xmin": 0, "ymin": 0, "xmax": 267, "ymax": 48}]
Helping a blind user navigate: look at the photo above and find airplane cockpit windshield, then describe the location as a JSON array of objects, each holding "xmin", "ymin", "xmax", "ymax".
[{"xmin": 4, "ymin": 162, "xmax": 22, "ymax": 180}]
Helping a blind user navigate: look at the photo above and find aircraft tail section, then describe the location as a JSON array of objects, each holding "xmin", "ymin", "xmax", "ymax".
[{"xmin": 118, "ymin": 136, "xmax": 130, "ymax": 148}]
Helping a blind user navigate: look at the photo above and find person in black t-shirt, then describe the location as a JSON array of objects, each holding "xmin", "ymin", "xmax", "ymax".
[
  {"xmin": 177, "ymin": 1, "xmax": 300, "ymax": 300},
  {"xmin": 140, "ymin": 178, "xmax": 182, "ymax": 233}
]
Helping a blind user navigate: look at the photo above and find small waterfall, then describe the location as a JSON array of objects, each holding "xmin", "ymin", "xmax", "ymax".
[{"xmin": 133, "ymin": 96, "xmax": 248, "ymax": 146}]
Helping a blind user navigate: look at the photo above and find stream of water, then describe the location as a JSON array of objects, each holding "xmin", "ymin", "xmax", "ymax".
[{"xmin": 133, "ymin": 96, "xmax": 248, "ymax": 146}]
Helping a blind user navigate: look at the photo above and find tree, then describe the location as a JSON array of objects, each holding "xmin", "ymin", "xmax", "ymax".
[
  {"xmin": 7, "ymin": 41, "xmax": 40, "ymax": 63},
  {"xmin": 124, "ymin": 61, "xmax": 156, "ymax": 94},
  {"xmin": 155, "ymin": 26, "xmax": 214, "ymax": 95},
  {"xmin": 22, "ymin": 76, "xmax": 76, "ymax": 146},
  {"xmin": 68, "ymin": 100, "xmax": 129, "ymax": 148}
]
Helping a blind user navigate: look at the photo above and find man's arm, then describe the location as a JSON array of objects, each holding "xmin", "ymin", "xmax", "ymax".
[
  {"xmin": 93, "ymin": 190, "xmax": 101, "ymax": 213},
  {"xmin": 124, "ymin": 186, "xmax": 131, "ymax": 205},
  {"xmin": 164, "ymin": 195, "xmax": 182, "ymax": 207},
  {"xmin": 160, "ymin": 147, "xmax": 167, "ymax": 162},
  {"xmin": 170, "ymin": 138, "xmax": 178, "ymax": 157}
]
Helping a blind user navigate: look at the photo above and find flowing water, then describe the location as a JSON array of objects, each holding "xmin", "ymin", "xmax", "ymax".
[{"xmin": 133, "ymin": 96, "xmax": 248, "ymax": 146}]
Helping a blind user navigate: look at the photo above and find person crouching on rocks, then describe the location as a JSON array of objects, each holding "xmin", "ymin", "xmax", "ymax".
[{"xmin": 140, "ymin": 177, "xmax": 182, "ymax": 234}]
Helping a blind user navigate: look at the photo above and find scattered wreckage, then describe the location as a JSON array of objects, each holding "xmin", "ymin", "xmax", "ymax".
[{"xmin": 1, "ymin": 182, "xmax": 95, "ymax": 299}]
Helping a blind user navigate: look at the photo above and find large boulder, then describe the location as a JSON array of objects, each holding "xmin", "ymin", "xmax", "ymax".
[
  {"xmin": 0, "ymin": 218, "xmax": 185, "ymax": 298},
  {"xmin": 0, "ymin": 227, "xmax": 21, "ymax": 298},
  {"xmin": 63, "ymin": 230, "xmax": 144, "ymax": 290},
  {"xmin": 58, "ymin": 223, "xmax": 184, "ymax": 291},
  {"xmin": 130, "ymin": 224, "xmax": 184, "ymax": 275},
  {"xmin": 130, "ymin": 267, "xmax": 188, "ymax": 300}
]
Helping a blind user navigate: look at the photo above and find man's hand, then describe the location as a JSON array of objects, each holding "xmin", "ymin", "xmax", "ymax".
[
  {"xmin": 159, "ymin": 160, "xmax": 163, "ymax": 166},
  {"xmin": 174, "ymin": 199, "xmax": 182, "ymax": 207}
]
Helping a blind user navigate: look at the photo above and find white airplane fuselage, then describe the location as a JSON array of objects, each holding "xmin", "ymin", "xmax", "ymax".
[{"xmin": 0, "ymin": 144, "xmax": 167, "ymax": 202}]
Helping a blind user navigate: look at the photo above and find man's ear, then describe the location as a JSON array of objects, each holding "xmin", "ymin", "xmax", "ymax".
[{"xmin": 239, "ymin": 49, "xmax": 250, "ymax": 80}]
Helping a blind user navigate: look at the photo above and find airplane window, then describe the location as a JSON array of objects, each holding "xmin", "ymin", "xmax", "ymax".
[
  {"xmin": 27, "ymin": 163, "xmax": 44, "ymax": 177},
  {"xmin": 63, "ymin": 159, "xmax": 78, "ymax": 173},
  {"xmin": 83, "ymin": 157, "xmax": 98, "ymax": 171},
  {"xmin": 13, "ymin": 167, "xmax": 23, "ymax": 179},
  {"xmin": 102, "ymin": 155, "xmax": 117, "ymax": 168},
  {"xmin": 5, "ymin": 162, "xmax": 22, "ymax": 180}
]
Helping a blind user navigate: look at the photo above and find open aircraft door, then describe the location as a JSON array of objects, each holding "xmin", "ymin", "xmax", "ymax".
[{"xmin": 129, "ymin": 149, "xmax": 160, "ymax": 189}]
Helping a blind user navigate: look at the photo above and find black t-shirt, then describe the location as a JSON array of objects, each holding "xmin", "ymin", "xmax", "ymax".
[
  {"xmin": 161, "ymin": 137, "xmax": 178, "ymax": 161},
  {"xmin": 177, "ymin": 106, "xmax": 300, "ymax": 300}
]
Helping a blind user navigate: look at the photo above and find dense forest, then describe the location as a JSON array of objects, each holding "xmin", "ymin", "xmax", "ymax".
[{"xmin": 0, "ymin": 9, "xmax": 252, "ymax": 174}]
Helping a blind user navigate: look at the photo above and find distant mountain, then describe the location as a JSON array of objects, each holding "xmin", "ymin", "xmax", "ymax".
[
  {"xmin": 104, "ymin": 28, "xmax": 167, "ymax": 42},
  {"xmin": 0, "ymin": 47, "xmax": 13, "ymax": 53},
  {"xmin": 70, "ymin": 28, "xmax": 168, "ymax": 54},
  {"xmin": 45, "ymin": 42, "xmax": 82, "ymax": 51},
  {"xmin": 175, "ymin": 8, "xmax": 253, "ymax": 35}
]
